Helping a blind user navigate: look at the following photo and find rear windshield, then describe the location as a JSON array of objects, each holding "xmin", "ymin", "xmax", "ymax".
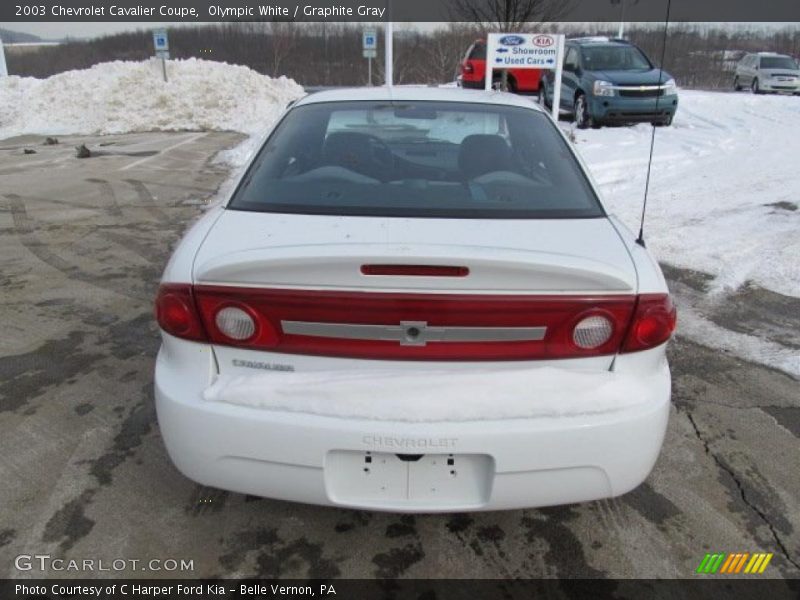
[
  {"xmin": 468, "ymin": 43, "xmax": 486, "ymax": 60},
  {"xmin": 581, "ymin": 46, "xmax": 652, "ymax": 71},
  {"xmin": 760, "ymin": 56, "xmax": 798, "ymax": 70},
  {"xmin": 229, "ymin": 101, "xmax": 603, "ymax": 219}
]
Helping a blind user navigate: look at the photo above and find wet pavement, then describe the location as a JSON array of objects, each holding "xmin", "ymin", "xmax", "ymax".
[{"xmin": 0, "ymin": 132, "xmax": 798, "ymax": 579}]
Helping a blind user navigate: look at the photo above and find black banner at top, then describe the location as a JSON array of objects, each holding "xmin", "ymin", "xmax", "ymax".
[{"xmin": 2, "ymin": 0, "xmax": 800, "ymax": 22}]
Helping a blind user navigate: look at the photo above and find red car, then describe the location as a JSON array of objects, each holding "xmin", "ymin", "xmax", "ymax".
[{"xmin": 460, "ymin": 39, "xmax": 544, "ymax": 93}]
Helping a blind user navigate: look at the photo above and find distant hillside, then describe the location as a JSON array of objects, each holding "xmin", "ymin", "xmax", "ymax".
[{"xmin": 0, "ymin": 28, "xmax": 43, "ymax": 44}]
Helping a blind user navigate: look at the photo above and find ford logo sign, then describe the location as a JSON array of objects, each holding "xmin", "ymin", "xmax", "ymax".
[{"xmin": 499, "ymin": 35, "xmax": 525, "ymax": 46}]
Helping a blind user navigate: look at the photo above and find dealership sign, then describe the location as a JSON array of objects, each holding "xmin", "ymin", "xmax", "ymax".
[{"xmin": 485, "ymin": 33, "xmax": 565, "ymax": 121}]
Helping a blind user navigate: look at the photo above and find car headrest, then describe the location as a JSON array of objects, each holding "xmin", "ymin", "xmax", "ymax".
[
  {"xmin": 458, "ymin": 134, "xmax": 513, "ymax": 177},
  {"xmin": 323, "ymin": 132, "xmax": 377, "ymax": 173}
]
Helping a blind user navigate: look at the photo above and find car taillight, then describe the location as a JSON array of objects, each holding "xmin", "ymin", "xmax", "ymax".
[
  {"xmin": 188, "ymin": 286, "xmax": 640, "ymax": 361},
  {"xmin": 463, "ymin": 61, "xmax": 474, "ymax": 74},
  {"xmin": 572, "ymin": 314, "xmax": 614, "ymax": 349},
  {"xmin": 195, "ymin": 294, "xmax": 280, "ymax": 349},
  {"xmin": 215, "ymin": 306, "xmax": 257, "ymax": 341},
  {"xmin": 156, "ymin": 285, "xmax": 675, "ymax": 359},
  {"xmin": 154, "ymin": 284, "xmax": 207, "ymax": 341},
  {"xmin": 621, "ymin": 294, "xmax": 677, "ymax": 353}
]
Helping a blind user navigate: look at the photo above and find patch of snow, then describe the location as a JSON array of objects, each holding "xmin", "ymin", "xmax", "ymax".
[
  {"xmin": 573, "ymin": 90, "xmax": 800, "ymax": 298},
  {"xmin": 203, "ymin": 367, "xmax": 657, "ymax": 421},
  {"xmin": 678, "ymin": 303, "xmax": 800, "ymax": 378},
  {"xmin": 0, "ymin": 58, "xmax": 304, "ymax": 140}
]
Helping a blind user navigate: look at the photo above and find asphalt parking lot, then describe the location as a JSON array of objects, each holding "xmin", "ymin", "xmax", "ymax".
[{"xmin": 1, "ymin": 132, "xmax": 798, "ymax": 580}]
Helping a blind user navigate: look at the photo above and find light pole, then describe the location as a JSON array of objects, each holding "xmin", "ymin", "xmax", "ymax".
[
  {"xmin": 0, "ymin": 36, "xmax": 7, "ymax": 78},
  {"xmin": 385, "ymin": 21, "xmax": 393, "ymax": 86}
]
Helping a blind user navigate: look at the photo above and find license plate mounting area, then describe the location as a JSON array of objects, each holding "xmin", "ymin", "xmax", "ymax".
[{"xmin": 325, "ymin": 450, "xmax": 494, "ymax": 509}]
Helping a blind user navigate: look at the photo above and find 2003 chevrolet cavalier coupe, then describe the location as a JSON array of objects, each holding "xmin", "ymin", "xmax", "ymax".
[{"xmin": 154, "ymin": 87, "xmax": 675, "ymax": 512}]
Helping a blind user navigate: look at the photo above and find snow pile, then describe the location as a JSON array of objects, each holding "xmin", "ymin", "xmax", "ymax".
[
  {"xmin": 203, "ymin": 367, "xmax": 660, "ymax": 421},
  {"xmin": 0, "ymin": 58, "xmax": 304, "ymax": 140}
]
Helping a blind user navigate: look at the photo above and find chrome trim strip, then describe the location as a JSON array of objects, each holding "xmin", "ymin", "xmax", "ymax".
[
  {"xmin": 281, "ymin": 320, "xmax": 547, "ymax": 347},
  {"xmin": 610, "ymin": 84, "xmax": 668, "ymax": 91}
]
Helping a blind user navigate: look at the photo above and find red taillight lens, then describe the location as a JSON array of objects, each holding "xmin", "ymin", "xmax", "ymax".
[
  {"xmin": 154, "ymin": 284, "xmax": 207, "ymax": 341},
  {"xmin": 621, "ymin": 294, "xmax": 677, "ymax": 353},
  {"xmin": 463, "ymin": 62, "xmax": 475, "ymax": 74}
]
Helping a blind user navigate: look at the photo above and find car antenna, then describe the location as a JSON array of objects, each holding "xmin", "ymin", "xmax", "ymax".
[{"xmin": 637, "ymin": 0, "xmax": 672, "ymax": 248}]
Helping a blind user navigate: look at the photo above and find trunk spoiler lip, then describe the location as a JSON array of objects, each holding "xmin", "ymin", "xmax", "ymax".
[{"xmin": 193, "ymin": 243, "xmax": 636, "ymax": 293}]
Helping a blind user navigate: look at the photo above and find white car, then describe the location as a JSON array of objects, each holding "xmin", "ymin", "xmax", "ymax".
[{"xmin": 154, "ymin": 87, "xmax": 675, "ymax": 512}]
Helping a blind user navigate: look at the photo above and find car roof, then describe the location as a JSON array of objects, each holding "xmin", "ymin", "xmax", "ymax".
[
  {"xmin": 294, "ymin": 86, "xmax": 547, "ymax": 112},
  {"xmin": 568, "ymin": 36, "xmax": 632, "ymax": 47}
]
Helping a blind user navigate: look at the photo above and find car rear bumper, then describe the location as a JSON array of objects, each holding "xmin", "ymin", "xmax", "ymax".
[
  {"xmin": 461, "ymin": 79, "xmax": 484, "ymax": 89},
  {"xmin": 589, "ymin": 95, "xmax": 679, "ymax": 123},
  {"xmin": 155, "ymin": 337, "xmax": 671, "ymax": 512}
]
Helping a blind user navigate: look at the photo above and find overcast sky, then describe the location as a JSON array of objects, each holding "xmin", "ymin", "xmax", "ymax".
[{"xmin": 2, "ymin": 21, "xmax": 797, "ymax": 41}]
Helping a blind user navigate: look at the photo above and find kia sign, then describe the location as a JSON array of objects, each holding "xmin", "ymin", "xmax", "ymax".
[{"xmin": 485, "ymin": 32, "xmax": 565, "ymax": 121}]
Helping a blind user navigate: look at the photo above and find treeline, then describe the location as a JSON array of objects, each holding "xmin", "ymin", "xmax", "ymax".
[{"xmin": 6, "ymin": 22, "xmax": 800, "ymax": 89}]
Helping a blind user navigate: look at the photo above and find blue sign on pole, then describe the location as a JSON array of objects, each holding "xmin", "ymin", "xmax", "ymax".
[{"xmin": 153, "ymin": 29, "xmax": 169, "ymax": 53}]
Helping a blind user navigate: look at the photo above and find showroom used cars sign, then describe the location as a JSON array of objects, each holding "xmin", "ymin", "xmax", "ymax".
[{"xmin": 485, "ymin": 32, "xmax": 565, "ymax": 120}]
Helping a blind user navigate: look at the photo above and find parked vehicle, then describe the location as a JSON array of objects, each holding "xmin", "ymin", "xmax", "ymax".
[
  {"xmin": 460, "ymin": 39, "xmax": 544, "ymax": 93},
  {"xmin": 734, "ymin": 52, "xmax": 800, "ymax": 95},
  {"xmin": 540, "ymin": 37, "xmax": 679, "ymax": 128},
  {"xmin": 155, "ymin": 87, "xmax": 675, "ymax": 512}
]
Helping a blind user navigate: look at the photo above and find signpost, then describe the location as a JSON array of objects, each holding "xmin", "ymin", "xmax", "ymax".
[
  {"xmin": 152, "ymin": 29, "xmax": 169, "ymax": 82},
  {"xmin": 363, "ymin": 29, "xmax": 377, "ymax": 86},
  {"xmin": 485, "ymin": 33, "xmax": 565, "ymax": 121}
]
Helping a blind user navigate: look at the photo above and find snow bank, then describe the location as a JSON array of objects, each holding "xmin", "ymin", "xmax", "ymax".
[
  {"xmin": 575, "ymin": 90, "xmax": 800, "ymax": 299},
  {"xmin": 203, "ymin": 367, "xmax": 656, "ymax": 421},
  {"xmin": 0, "ymin": 58, "xmax": 304, "ymax": 140}
]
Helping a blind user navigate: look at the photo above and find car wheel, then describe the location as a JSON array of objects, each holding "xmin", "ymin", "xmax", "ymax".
[
  {"xmin": 733, "ymin": 76, "xmax": 742, "ymax": 91},
  {"xmin": 752, "ymin": 78, "xmax": 762, "ymax": 94},
  {"xmin": 574, "ymin": 94, "xmax": 593, "ymax": 129},
  {"xmin": 506, "ymin": 76, "xmax": 518, "ymax": 94},
  {"xmin": 492, "ymin": 74, "xmax": 511, "ymax": 92},
  {"xmin": 537, "ymin": 84, "xmax": 550, "ymax": 109},
  {"xmin": 652, "ymin": 114, "xmax": 674, "ymax": 127}
]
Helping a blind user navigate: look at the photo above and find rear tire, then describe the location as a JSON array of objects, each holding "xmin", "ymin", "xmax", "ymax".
[
  {"xmin": 537, "ymin": 84, "xmax": 550, "ymax": 109},
  {"xmin": 574, "ymin": 94, "xmax": 594, "ymax": 129},
  {"xmin": 492, "ymin": 73, "xmax": 515, "ymax": 93},
  {"xmin": 733, "ymin": 76, "xmax": 742, "ymax": 91}
]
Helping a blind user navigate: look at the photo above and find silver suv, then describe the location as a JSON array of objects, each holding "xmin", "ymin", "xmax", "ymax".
[{"xmin": 734, "ymin": 52, "xmax": 800, "ymax": 95}]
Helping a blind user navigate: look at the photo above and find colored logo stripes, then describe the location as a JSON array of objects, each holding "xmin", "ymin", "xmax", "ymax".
[{"xmin": 696, "ymin": 552, "xmax": 773, "ymax": 574}]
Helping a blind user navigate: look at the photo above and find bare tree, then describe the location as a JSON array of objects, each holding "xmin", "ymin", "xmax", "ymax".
[
  {"xmin": 424, "ymin": 24, "xmax": 482, "ymax": 83},
  {"xmin": 267, "ymin": 21, "xmax": 298, "ymax": 77},
  {"xmin": 449, "ymin": 0, "xmax": 576, "ymax": 32}
]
